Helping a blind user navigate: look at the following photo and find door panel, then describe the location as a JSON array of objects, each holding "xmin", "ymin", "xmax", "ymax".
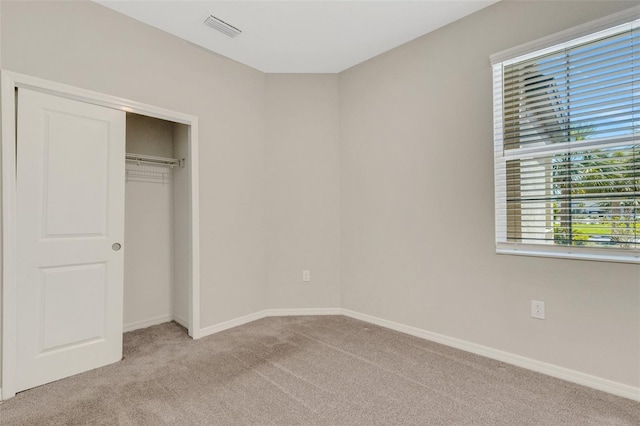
[
  {"xmin": 16, "ymin": 88, "xmax": 125, "ymax": 392},
  {"xmin": 44, "ymin": 111, "xmax": 110, "ymax": 237},
  {"xmin": 40, "ymin": 263, "xmax": 107, "ymax": 352}
]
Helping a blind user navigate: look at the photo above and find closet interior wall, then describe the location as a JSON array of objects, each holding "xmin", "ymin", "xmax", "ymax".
[{"xmin": 124, "ymin": 113, "xmax": 189, "ymax": 331}]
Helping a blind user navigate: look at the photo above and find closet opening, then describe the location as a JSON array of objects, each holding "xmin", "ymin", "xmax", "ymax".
[
  {"xmin": 123, "ymin": 113, "xmax": 190, "ymax": 334},
  {"xmin": 2, "ymin": 71, "xmax": 201, "ymax": 399}
]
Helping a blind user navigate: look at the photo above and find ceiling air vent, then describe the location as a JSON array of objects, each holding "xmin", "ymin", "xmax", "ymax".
[{"xmin": 204, "ymin": 15, "xmax": 242, "ymax": 38}]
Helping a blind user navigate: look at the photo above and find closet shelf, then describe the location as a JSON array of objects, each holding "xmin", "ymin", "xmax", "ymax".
[{"xmin": 125, "ymin": 153, "xmax": 184, "ymax": 168}]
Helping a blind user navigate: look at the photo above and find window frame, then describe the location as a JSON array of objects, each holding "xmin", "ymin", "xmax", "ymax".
[{"xmin": 492, "ymin": 7, "xmax": 640, "ymax": 264}]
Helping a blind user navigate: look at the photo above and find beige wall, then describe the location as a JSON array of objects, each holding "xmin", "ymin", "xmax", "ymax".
[
  {"xmin": 265, "ymin": 75, "xmax": 341, "ymax": 309},
  {"xmin": 0, "ymin": 0, "xmax": 268, "ymax": 333},
  {"xmin": 339, "ymin": 0, "xmax": 640, "ymax": 387},
  {"xmin": 126, "ymin": 113, "xmax": 174, "ymax": 158}
]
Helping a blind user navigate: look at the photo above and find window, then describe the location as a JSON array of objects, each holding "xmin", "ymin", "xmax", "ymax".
[{"xmin": 492, "ymin": 15, "xmax": 639, "ymax": 262}]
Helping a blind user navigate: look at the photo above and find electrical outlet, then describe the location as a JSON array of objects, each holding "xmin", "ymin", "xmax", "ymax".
[
  {"xmin": 302, "ymin": 270, "xmax": 311, "ymax": 282},
  {"xmin": 531, "ymin": 300, "xmax": 545, "ymax": 319}
]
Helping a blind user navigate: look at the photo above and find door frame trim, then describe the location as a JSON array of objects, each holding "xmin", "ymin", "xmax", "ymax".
[{"xmin": 1, "ymin": 71, "xmax": 202, "ymax": 400}]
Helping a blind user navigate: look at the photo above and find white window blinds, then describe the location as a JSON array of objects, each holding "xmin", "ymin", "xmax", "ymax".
[{"xmin": 493, "ymin": 18, "xmax": 640, "ymax": 262}]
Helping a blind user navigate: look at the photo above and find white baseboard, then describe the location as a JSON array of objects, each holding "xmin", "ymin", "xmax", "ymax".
[
  {"xmin": 341, "ymin": 309, "xmax": 640, "ymax": 402},
  {"xmin": 198, "ymin": 310, "xmax": 268, "ymax": 338},
  {"xmin": 197, "ymin": 308, "xmax": 342, "ymax": 338},
  {"xmin": 123, "ymin": 314, "xmax": 174, "ymax": 333},
  {"xmin": 264, "ymin": 308, "xmax": 342, "ymax": 317}
]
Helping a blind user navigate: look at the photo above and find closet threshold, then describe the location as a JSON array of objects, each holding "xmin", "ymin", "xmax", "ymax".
[{"xmin": 125, "ymin": 153, "xmax": 184, "ymax": 168}]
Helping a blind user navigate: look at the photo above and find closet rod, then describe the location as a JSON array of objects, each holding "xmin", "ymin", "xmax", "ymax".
[{"xmin": 125, "ymin": 153, "xmax": 184, "ymax": 168}]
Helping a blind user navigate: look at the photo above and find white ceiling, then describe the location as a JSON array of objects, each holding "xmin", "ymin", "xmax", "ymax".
[{"xmin": 94, "ymin": 1, "xmax": 499, "ymax": 73}]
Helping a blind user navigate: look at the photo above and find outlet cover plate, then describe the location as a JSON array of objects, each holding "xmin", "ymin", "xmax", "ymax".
[{"xmin": 531, "ymin": 300, "xmax": 545, "ymax": 319}]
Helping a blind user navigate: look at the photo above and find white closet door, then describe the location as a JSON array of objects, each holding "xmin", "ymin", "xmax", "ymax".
[{"xmin": 15, "ymin": 89, "xmax": 125, "ymax": 392}]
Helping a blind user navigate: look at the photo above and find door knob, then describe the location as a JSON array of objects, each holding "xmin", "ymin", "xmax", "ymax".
[{"xmin": 112, "ymin": 243, "xmax": 122, "ymax": 251}]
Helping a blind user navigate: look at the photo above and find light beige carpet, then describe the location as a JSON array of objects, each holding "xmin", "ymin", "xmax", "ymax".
[{"xmin": 0, "ymin": 315, "xmax": 638, "ymax": 425}]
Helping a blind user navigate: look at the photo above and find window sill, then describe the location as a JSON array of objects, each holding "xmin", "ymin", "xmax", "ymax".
[{"xmin": 496, "ymin": 244, "xmax": 640, "ymax": 264}]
